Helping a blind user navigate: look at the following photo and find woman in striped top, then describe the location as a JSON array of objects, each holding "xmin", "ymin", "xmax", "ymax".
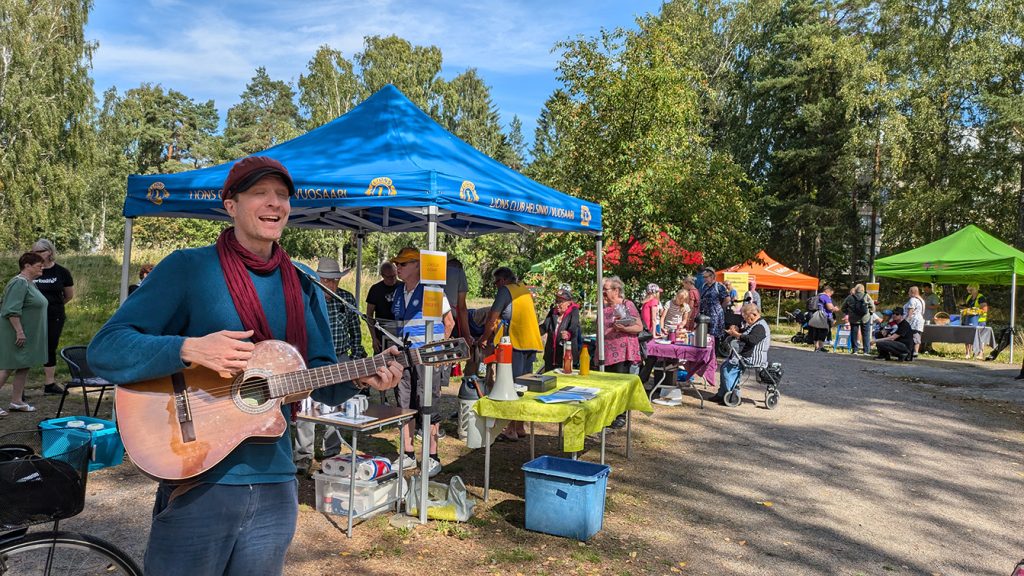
[{"xmin": 710, "ymin": 303, "xmax": 771, "ymax": 406}]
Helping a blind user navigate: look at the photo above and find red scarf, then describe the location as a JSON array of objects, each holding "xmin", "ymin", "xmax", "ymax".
[{"xmin": 216, "ymin": 227, "xmax": 307, "ymax": 359}]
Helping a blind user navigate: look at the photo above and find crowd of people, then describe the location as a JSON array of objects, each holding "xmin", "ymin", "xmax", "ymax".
[
  {"xmin": 802, "ymin": 282, "xmax": 993, "ymax": 361},
  {"xmin": 4, "ymin": 152, "xmax": 1009, "ymax": 576}
]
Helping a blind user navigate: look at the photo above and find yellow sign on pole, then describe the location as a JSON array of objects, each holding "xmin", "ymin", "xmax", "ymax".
[
  {"xmin": 723, "ymin": 272, "xmax": 749, "ymax": 307},
  {"xmin": 866, "ymin": 282, "xmax": 880, "ymax": 301},
  {"xmin": 419, "ymin": 250, "xmax": 447, "ymax": 286},
  {"xmin": 422, "ymin": 286, "xmax": 445, "ymax": 321}
]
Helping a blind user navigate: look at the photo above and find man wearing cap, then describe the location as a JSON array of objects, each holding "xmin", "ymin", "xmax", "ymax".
[
  {"xmin": 292, "ymin": 257, "xmax": 366, "ymax": 473},
  {"xmin": 88, "ymin": 156, "xmax": 403, "ymax": 576},
  {"xmin": 391, "ymin": 246, "xmax": 454, "ymax": 477},
  {"xmin": 874, "ymin": 308, "xmax": 915, "ymax": 361}
]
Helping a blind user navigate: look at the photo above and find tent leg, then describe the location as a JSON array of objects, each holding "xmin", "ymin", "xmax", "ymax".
[
  {"xmin": 419, "ymin": 206, "xmax": 439, "ymax": 524},
  {"xmin": 1011, "ymin": 272, "xmax": 1017, "ymax": 364},
  {"xmin": 119, "ymin": 218, "xmax": 134, "ymax": 304},
  {"xmin": 776, "ymin": 289, "xmax": 782, "ymax": 328},
  {"xmin": 355, "ymin": 233, "xmax": 364, "ymax": 309},
  {"xmin": 596, "ymin": 235, "xmax": 605, "ymax": 372}
]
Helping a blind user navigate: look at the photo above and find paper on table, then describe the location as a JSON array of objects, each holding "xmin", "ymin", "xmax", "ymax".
[
  {"xmin": 321, "ymin": 412, "xmax": 377, "ymax": 425},
  {"xmin": 536, "ymin": 386, "xmax": 601, "ymax": 404}
]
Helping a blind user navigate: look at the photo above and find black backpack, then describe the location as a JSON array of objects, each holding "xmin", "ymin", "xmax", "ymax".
[
  {"xmin": 806, "ymin": 295, "xmax": 820, "ymax": 311},
  {"xmin": 851, "ymin": 296, "xmax": 868, "ymax": 318}
]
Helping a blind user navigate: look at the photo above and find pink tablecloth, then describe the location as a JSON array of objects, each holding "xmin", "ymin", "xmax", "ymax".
[{"xmin": 645, "ymin": 340, "xmax": 718, "ymax": 385}]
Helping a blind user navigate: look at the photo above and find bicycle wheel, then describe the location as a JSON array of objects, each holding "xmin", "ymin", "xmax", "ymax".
[{"xmin": 0, "ymin": 531, "xmax": 142, "ymax": 576}]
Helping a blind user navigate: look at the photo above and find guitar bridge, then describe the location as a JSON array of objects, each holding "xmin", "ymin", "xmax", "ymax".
[{"xmin": 171, "ymin": 373, "xmax": 196, "ymax": 443}]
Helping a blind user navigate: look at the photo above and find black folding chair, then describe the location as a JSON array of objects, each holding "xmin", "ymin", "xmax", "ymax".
[{"xmin": 56, "ymin": 346, "xmax": 115, "ymax": 418}]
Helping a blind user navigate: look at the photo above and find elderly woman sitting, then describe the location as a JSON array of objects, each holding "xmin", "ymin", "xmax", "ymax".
[{"xmin": 711, "ymin": 303, "xmax": 771, "ymax": 407}]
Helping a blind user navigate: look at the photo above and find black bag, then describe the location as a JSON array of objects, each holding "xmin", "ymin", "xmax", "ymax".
[
  {"xmin": 851, "ymin": 296, "xmax": 868, "ymax": 318},
  {"xmin": 637, "ymin": 329, "xmax": 654, "ymax": 344},
  {"xmin": 806, "ymin": 295, "xmax": 820, "ymax": 311}
]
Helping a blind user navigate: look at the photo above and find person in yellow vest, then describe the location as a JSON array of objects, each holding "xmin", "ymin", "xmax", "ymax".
[
  {"xmin": 961, "ymin": 283, "xmax": 988, "ymax": 359},
  {"xmin": 478, "ymin": 266, "xmax": 543, "ymax": 440}
]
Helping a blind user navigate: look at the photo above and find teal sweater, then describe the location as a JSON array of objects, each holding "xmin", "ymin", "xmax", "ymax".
[{"xmin": 88, "ymin": 245, "xmax": 359, "ymax": 485}]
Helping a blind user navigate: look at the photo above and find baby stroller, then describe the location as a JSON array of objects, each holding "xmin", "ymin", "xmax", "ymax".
[
  {"xmin": 786, "ymin": 309, "xmax": 811, "ymax": 344},
  {"xmin": 722, "ymin": 359, "xmax": 784, "ymax": 410}
]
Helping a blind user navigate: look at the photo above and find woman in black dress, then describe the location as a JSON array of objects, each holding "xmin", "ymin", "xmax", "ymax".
[
  {"xmin": 30, "ymin": 239, "xmax": 74, "ymax": 394},
  {"xmin": 539, "ymin": 285, "xmax": 581, "ymax": 372}
]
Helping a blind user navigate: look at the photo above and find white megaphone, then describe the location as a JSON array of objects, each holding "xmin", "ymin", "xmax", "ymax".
[{"xmin": 485, "ymin": 336, "xmax": 519, "ymax": 401}]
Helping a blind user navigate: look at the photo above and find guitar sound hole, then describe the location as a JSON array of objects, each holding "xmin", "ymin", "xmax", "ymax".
[{"xmin": 236, "ymin": 377, "xmax": 272, "ymax": 413}]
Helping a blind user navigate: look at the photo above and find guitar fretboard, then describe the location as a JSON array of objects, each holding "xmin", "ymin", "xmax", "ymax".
[{"xmin": 267, "ymin": 352, "xmax": 413, "ymax": 398}]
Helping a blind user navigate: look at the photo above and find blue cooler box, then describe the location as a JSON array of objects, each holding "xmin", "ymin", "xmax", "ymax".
[
  {"xmin": 522, "ymin": 455, "xmax": 611, "ymax": 541},
  {"xmin": 39, "ymin": 416, "xmax": 125, "ymax": 471}
]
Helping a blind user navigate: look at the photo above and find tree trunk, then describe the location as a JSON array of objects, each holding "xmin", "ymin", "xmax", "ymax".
[{"xmin": 1017, "ymin": 155, "xmax": 1024, "ymax": 250}]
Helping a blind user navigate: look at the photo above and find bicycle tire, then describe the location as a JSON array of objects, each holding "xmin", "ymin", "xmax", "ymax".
[{"xmin": 0, "ymin": 531, "xmax": 142, "ymax": 576}]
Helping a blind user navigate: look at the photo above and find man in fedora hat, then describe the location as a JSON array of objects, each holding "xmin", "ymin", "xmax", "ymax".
[
  {"xmin": 292, "ymin": 257, "xmax": 366, "ymax": 473},
  {"xmin": 88, "ymin": 155, "xmax": 403, "ymax": 576}
]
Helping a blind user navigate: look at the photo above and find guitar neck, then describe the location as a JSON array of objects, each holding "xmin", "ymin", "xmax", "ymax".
[{"xmin": 266, "ymin": 351, "xmax": 413, "ymax": 398}]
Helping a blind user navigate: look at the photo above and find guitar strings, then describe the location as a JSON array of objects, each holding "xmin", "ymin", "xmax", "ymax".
[
  {"xmin": 173, "ymin": 354, "xmax": 402, "ymax": 400},
  {"xmin": 157, "ymin": 344, "xmax": 463, "ymax": 414}
]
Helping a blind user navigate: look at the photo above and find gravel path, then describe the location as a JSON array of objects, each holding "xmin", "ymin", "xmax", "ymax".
[{"xmin": 35, "ymin": 342, "xmax": 1024, "ymax": 575}]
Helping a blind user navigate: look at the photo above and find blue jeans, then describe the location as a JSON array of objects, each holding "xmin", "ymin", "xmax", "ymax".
[
  {"xmin": 849, "ymin": 323, "xmax": 871, "ymax": 352},
  {"xmin": 717, "ymin": 360, "xmax": 742, "ymax": 397},
  {"xmin": 144, "ymin": 481, "xmax": 298, "ymax": 576}
]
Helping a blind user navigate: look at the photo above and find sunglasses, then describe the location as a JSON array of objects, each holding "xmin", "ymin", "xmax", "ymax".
[{"xmin": 396, "ymin": 261, "xmax": 414, "ymax": 268}]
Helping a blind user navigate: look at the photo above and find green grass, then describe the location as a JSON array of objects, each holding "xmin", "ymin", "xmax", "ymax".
[
  {"xmin": 486, "ymin": 546, "xmax": 536, "ymax": 564},
  {"xmin": 434, "ymin": 519, "xmax": 471, "ymax": 539}
]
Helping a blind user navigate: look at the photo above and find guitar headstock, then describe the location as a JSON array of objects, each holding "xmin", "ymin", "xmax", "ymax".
[{"xmin": 413, "ymin": 338, "xmax": 470, "ymax": 367}]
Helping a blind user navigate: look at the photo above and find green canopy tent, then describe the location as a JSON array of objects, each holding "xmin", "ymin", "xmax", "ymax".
[{"xmin": 874, "ymin": 224, "xmax": 1024, "ymax": 361}]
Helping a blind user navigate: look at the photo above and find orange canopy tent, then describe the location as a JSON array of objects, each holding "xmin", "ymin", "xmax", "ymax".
[
  {"xmin": 716, "ymin": 251, "xmax": 819, "ymax": 324},
  {"xmin": 716, "ymin": 250, "xmax": 819, "ymax": 291}
]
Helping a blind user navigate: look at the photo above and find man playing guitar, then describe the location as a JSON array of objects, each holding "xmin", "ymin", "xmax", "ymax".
[{"xmin": 88, "ymin": 156, "xmax": 404, "ymax": 576}]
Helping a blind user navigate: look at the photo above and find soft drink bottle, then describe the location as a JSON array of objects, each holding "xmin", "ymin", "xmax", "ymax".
[{"xmin": 579, "ymin": 345, "xmax": 591, "ymax": 376}]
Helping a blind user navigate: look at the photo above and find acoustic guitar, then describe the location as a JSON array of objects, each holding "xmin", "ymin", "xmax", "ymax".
[{"xmin": 115, "ymin": 338, "xmax": 468, "ymax": 481}]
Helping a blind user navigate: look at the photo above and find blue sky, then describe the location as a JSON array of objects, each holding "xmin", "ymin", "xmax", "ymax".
[{"xmin": 86, "ymin": 0, "xmax": 665, "ymax": 145}]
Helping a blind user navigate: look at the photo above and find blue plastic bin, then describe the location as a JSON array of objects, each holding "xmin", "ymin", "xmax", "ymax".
[
  {"xmin": 39, "ymin": 416, "xmax": 124, "ymax": 471},
  {"xmin": 522, "ymin": 455, "xmax": 611, "ymax": 541}
]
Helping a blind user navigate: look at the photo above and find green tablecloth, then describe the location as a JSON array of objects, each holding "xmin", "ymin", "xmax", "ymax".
[{"xmin": 472, "ymin": 371, "xmax": 653, "ymax": 453}]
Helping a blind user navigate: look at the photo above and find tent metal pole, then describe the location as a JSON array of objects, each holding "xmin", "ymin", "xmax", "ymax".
[
  {"xmin": 119, "ymin": 218, "xmax": 134, "ymax": 304},
  {"xmin": 1011, "ymin": 272, "xmax": 1017, "ymax": 364},
  {"xmin": 776, "ymin": 289, "xmax": 782, "ymax": 328},
  {"xmin": 419, "ymin": 205, "xmax": 438, "ymax": 524},
  {"xmin": 596, "ymin": 235, "xmax": 605, "ymax": 372},
  {"xmin": 355, "ymin": 233, "xmax": 364, "ymax": 309}
]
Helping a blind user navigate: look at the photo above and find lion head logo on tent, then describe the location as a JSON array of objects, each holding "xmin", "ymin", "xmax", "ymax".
[{"xmin": 147, "ymin": 182, "xmax": 170, "ymax": 206}]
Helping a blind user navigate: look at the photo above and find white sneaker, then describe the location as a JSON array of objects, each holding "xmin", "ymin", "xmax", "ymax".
[
  {"xmin": 394, "ymin": 454, "xmax": 416, "ymax": 470},
  {"xmin": 427, "ymin": 457, "xmax": 442, "ymax": 478}
]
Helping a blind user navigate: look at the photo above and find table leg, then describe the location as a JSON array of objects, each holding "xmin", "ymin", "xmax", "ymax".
[
  {"xmin": 484, "ymin": 420, "xmax": 491, "ymax": 502},
  {"xmin": 347, "ymin": 431, "xmax": 358, "ymax": 538},
  {"xmin": 397, "ymin": 421, "xmax": 405, "ymax": 512},
  {"xmin": 626, "ymin": 410, "xmax": 632, "ymax": 459},
  {"xmin": 530, "ymin": 421, "xmax": 535, "ymax": 460},
  {"xmin": 600, "ymin": 428, "xmax": 606, "ymax": 465}
]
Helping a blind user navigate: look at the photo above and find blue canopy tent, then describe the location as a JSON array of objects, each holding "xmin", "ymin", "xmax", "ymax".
[{"xmin": 119, "ymin": 85, "xmax": 608, "ymax": 520}]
